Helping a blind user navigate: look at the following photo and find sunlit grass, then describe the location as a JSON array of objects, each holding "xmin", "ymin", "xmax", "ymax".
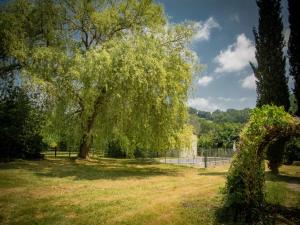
[
  {"xmin": 266, "ymin": 165, "xmax": 300, "ymax": 208},
  {"xmin": 0, "ymin": 156, "xmax": 299, "ymax": 225}
]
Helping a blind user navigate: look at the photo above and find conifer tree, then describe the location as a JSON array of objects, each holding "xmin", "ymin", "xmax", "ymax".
[
  {"xmin": 288, "ymin": 0, "xmax": 300, "ymax": 116},
  {"xmin": 251, "ymin": 0, "xmax": 290, "ymax": 111},
  {"xmin": 251, "ymin": 0, "xmax": 290, "ymax": 174}
]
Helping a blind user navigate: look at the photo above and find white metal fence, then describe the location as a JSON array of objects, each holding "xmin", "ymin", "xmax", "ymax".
[{"xmin": 159, "ymin": 156, "xmax": 232, "ymax": 168}]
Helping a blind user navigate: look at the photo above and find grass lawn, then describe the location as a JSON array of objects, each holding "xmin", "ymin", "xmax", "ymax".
[{"xmin": 0, "ymin": 156, "xmax": 299, "ymax": 225}]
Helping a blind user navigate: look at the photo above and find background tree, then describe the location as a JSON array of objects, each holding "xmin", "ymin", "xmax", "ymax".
[
  {"xmin": 251, "ymin": 0, "xmax": 290, "ymax": 173},
  {"xmin": 188, "ymin": 107, "xmax": 247, "ymax": 155},
  {"xmin": 189, "ymin": 107, "xmax": 251, "ymax": 124},
  {"xmin": 0, "ymin": 77, "xmax": 44, "ymax": 161},
  {"xmin": 251, "ymin": 0, "xmax": 289, "ymax": 110},
  {"xmin": 0, "ymin": 0, "xmax": 62, "ymax": 79},
  {"xmin": 188, "ymin": 113, "xmax": 201, "ymax": 135},
  {"xmin": 197, "ymin": 133, "xmax": 213, "ymax": 156},
  {"xmin": 0, "ymin": 0, "xmax": 62, "ymax": 160},
  {"xmin": 283, "ymin": 137, "xmax": 300, "ymax": 165},
  {"xmin": 2, "ymin": 0, "xmax": 197, "ymax": 159},
  {"xmin": 288, "ymin": 0, "xmax": 300, "ymax": 116}
]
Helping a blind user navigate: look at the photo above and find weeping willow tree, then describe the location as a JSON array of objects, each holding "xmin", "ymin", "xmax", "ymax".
[
  {"xmin": 222, "ymin": 105, "xmax": 300, "ymax": 223},
  {"xmin": 1, "ymin": 0, "xmax": 198, "ymax": 158}
]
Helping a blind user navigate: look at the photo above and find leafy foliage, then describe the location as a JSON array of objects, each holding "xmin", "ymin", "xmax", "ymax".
[
  {"xmin": 265, "ymin": 138, "xmax": 287, "ymax": 174},
  {"xmin": 189, "ymin": 108, "xmax": 246, "ymax": 150},
  {"xmin": 211, "ymin": 109, "xmax": 251, "ymax": 124},
  {"xmin": 222, "ymin": 105, "xmax": 300, "ymax": 223},
  {"xmin": 0, "ymin": 78, "xmax": 44, "ymax": 160},
  {"xmin": 197, "ymin": 121, "xmax": 241, "ymax": 149},
  {"xmin": 189, "ymin": 107, "xmax": 251, "ymax": 124},
  {"xmin": 1, "ymin": 0, "xmax": 198, "ymax": 158},
  {"xmin": 288, "ymin": 0, "xmax": 300, "ymax": 116},
  {"xmin": 283, "ymin": 137, "xmax": 300, "ymax": 165},
  {"xmin": 289, "ymin": 94, "xmax": 298, "ymax": 114}
]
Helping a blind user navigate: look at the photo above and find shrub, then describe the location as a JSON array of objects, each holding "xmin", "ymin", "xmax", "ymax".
[
  {"xmin": 221, "ymin": 105, "xmax": 300, "ymax": 223},
  {"xmin": 283, "ymin": 137, "xmax": 300, "ymax": 165}
]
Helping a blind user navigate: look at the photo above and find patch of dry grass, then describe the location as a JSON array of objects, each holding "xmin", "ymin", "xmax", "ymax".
[{"xmin": 0, "ymin": 157, "xmax": 299, "ymax": 225}]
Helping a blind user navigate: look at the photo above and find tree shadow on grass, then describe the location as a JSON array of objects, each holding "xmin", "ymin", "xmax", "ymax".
[
  {"xmin": 0, "ymin": 158, "xmax": 179, "ymax": 181},
  {"xmin": 198, "ymin": 171, "xmax": 228, "ymax": 176},
  {"xmin": 214, "ymin": 204, "xmax": 300, "ymax": 225},
  {"xmin": 265, "ymin": 171, "xmax": 300, "ymax": 185},
  {"xmin": 265, "ymin": 204, "xmax": 300, "ymax": 225},
  {"xmin": 119, "ymin": 158, "xmax": 159, "ymax": 165}
]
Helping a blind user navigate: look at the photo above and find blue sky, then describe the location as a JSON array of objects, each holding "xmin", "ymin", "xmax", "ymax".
[{"xmin": 157, "ymin": 0, "xmax": 290, "ymax": 112}]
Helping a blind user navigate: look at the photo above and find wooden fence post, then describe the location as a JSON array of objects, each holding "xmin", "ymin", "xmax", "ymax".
[{"xmin": 204, "ymin": 150, "xmax": 207, "ymax": 168}]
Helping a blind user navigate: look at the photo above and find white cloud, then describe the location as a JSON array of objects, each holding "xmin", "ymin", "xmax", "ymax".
[
  {"xmin": 192, "ymin": 17, "xmax": 220, "ymax": 42},
  {"xmin": 188, "ymin": 96, "xmax": 256, "ymax": 112},
  {"xmin": 241, "ymin": 73, "xmax": 257, "ymax": 89},
  {"xmin": 188, "ymin": 98, "xmax": 218, "ymax": 112},
  {"xmin": 214, "ymin": 33, "xmax": 256, "ymax": 73},
  {"xmin": 217, "ymin": 97, "xmax": 232, "ymax": 102},
  {"xmin": 239, "ymin": 97, "xmax": 249, "ymax": 103},
  {"xmin": 198, "ymin": 76, "xmax": 214, "ymax": 86}
]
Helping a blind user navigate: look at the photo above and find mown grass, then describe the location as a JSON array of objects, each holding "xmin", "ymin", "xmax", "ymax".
[{"xmin": 0, "ymin": 156, "xmax": 299, "ymax": 225}]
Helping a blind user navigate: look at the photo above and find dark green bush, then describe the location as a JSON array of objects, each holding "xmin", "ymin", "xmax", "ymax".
[
  {"xmin": 283, "ymin": 138, "xmax": 300, "ymax": 165},
  {"xmin": 0, "ymin": 79, "xmax": 44, "ymax": 161},
  {"xmin": 105, "ymin": 141, "xmax": 126, "ymax": 158},
  {"xmin": 266, "ymin": 138, "xmax": 287, "ymax": 174}
]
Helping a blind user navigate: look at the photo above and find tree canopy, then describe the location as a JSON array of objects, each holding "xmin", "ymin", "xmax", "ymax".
[
  {"xmin": 1, "ymin": 0, "xmax": 198, "ymax": 158},
  {"xmin": 188, "ymin": 107, "xmax": 248, "ymax": 151}
]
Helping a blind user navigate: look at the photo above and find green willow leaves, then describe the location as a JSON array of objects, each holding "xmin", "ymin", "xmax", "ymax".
[{"xmin": 1, "ymin": 0, "xmax": 199, "ymax": 157}]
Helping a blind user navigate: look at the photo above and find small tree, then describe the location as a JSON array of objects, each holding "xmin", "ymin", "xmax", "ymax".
[
  {"xmin": 198, "ymin": 133, "xmax": 213, "ymax": 157},
  {"xmin": 0, "ymin": 77, "xmax": 44, "ymax": 160}
]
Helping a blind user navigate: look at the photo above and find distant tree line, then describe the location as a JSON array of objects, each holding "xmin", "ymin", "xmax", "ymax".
[
  {"xmin": 188, "ymin": 107, "xmax": 248, "ymax": 156},
  {"xmin": 189, "ymin": 107, "xmax": 251, "ymax": 124}
]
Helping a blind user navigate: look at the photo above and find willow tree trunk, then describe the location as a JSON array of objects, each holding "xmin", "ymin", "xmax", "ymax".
[
  {"xmin": 78, "ymin": 90, "xmax": 106, "ymax": 159},
  {"xmin": 78, "ymin": 133, "xmax": 91, "ymax": 159},
  {"xmin": 78, "ymin": 111, "xmax": 98, "ymax": 159}
]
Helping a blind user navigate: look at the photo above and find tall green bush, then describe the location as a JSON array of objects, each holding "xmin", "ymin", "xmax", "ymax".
[{"xmin": 222, "ymin": 105, "xmax": 300, "ymax": 223}]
